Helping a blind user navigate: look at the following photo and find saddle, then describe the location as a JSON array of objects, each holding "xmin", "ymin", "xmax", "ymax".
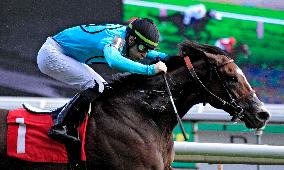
[
  {"xmin": 22, "ymin": 103, "xmax": 63, "ymax": 120},
  {"xmin": 8, "ymin": 104, "xmax": 87, "ymax": 169}
]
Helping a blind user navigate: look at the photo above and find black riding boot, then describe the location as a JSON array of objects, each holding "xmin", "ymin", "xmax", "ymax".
[{"xmin": 48, "ymin": 87, "xmax": 101, "ymax": 143}]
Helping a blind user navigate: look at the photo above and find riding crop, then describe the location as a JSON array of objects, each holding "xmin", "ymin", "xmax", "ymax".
[{"xmin": 161, "ymin": 72, "xmax": 188, "ymax": 141}]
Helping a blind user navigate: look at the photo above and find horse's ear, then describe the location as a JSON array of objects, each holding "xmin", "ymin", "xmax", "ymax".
[
  {"xmin": 178, "ymin": 41, "xmax": 205, "ymax": 61},
  {"xmin": 204, "ymin": 52, "xmax": 227, "ymax": 65}
]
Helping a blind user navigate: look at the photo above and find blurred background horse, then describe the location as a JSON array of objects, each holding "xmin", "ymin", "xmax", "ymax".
[{"xmin": 151, "ymin": 4, "xmax": 222, "ymax": 42}]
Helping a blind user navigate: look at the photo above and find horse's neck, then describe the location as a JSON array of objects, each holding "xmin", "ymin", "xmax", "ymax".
[
  {"xmin": 101, "ymin": 59, "xmax": 204, "ymax": 133},
  {"xmin": 103, "ymin": 76, "xmax": 196, "ymax": 133},
  {"xmin": 153, "ymin": 71, "xmax": 202, "ymax": 130},
  {"xmin": 232, "ymin": 45, "xmax": 243, "ymax": 56}
]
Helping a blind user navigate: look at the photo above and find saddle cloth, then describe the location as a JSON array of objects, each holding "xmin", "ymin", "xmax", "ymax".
[{"xmin": 7, "ymin": 108, "xmax": 87, "ymax": 163}]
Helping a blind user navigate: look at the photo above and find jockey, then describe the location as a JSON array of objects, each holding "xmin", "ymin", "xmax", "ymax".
[
  {"xmin": 214, "ymin": 37, "xmax": 237, "ymax": 53},
  {"xmin": 37, "ymin": 18, "xmax": 169, "ymax": 143},
  {"xmin": 183, "ymin": 4, "xmax": 206, "ymax": 26}
]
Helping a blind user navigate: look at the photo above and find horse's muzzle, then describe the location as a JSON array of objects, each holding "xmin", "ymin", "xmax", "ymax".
[
  {"xmin": 256, "ymin": 111, "xmax": 270, "ymax": 122},
  {"xmin": 244, "ymin": 109, "xmax": 270, "ymax": 129}
]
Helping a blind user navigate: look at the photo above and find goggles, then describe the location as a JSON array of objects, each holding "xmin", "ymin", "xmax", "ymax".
[{"xmin": 137, "ymin": 43, "xmax": 150, "ymax": 53}]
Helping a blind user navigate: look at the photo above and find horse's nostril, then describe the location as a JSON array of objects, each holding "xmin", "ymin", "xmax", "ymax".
[{"xmin": 258, "ymin": 112, "xmax": 270, "ymax": 120}]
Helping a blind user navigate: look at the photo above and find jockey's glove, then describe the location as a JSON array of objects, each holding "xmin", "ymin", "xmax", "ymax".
[{"xmin": 154, "ymin": 61, "xmax": 167, "ymax": 73}]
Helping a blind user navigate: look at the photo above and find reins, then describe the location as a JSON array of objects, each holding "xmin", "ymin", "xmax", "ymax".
[{"xmin": 157, "ymin": 57, "xmax": 188, "ymax": 141}]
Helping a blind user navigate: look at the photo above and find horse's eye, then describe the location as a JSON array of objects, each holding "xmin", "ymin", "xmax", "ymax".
[{"xmin": 227, "ymin": 76, "xmax": 238, "ymax": 83}]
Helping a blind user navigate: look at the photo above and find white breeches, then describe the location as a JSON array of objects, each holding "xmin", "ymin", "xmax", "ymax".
[
  {"xmin": 214, "ymin": 40, "xmax": 226, "ymax": 51},
  {"xmin": 183, "ymin": 4, "xmax": 206, "ymax": 25},
  {"xmin": 37, "ymin": 37, "xmax": 106, "ymax": 91}
]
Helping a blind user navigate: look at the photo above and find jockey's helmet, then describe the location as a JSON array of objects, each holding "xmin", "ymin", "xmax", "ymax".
[
  {"xmin": 126, "ymin": 18, "xmax": 160, "ymax": 50},
  {"xmin": 229, "ymin": 37, "xmax": 236, "ymax": 45}
]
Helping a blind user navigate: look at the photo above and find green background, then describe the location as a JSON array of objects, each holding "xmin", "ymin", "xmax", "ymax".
[{"xmin": 124, "ymin": 0, "xmax": 284, "ymax": 67}]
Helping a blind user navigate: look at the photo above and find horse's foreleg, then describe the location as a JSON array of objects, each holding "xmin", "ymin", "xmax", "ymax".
[
  {"xmin": 0, "ymin": 109, "xmax": 8, "ymax": 161},
  {"xmin": 164, "ymin": 134, "xmax": 175, "ymax": 170},
  {"xmin": 204, "ymin": 29, "xmax": 211, "ymax": 43},
  {"xmin": 178, "ymin": 25, "xmax": 185, "ymax": 36}
]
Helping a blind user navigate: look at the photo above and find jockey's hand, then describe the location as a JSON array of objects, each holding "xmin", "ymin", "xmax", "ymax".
[
  {"xmin": 154, "ymin": 61, "xmax": 167, "ymax": 73},
  {"xmin": 111, "ymin": 36, "xmax": 124, "ymax": 51}
]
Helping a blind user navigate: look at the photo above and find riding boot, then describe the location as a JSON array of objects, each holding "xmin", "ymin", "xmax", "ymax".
[{"xmin": 48, "ymin": 86, "xmax": 104, "ymax": 143}]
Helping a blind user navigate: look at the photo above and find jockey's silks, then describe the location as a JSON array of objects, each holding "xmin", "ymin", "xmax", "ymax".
[{"xmin": 53, "ymin": 24, "xmax": 167, "ymax": 75}]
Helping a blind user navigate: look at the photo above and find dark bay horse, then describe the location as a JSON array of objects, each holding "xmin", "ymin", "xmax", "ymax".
[
  {"xmin": 152, "ymin": 10, "xmax": 220, "ymax": 42},
  {"xmin": 0, "ymin": 40, "xmax": 270, "ymax": 170}
]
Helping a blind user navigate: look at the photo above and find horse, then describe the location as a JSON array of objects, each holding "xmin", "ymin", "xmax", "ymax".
[
  {"xmin": 0, "ymin": 40, "xmax": 270, "ymax": 170},
  {"xmin": 151, "ymin": 10, "xmax": 220, "ymax": 42}
]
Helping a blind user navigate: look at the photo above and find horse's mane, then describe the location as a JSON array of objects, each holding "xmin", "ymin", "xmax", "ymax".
[
  {"xmin": 107, "ymin": 73, "xmax": 145, "ymax": 90},
  {"xmin": 105, "ymin": 40, "xmax": 226, "ymax": 96},
  {"xmin": 102, "ymin": 56, "xmax": 183, "ymax": 98},
  {"xmin": 178, "ymin": 40, "xmax": 228, "ymax": 62}
]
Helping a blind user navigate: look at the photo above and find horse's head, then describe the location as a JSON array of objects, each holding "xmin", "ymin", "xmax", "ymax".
[
  {"xmin": 177, "ymin": 40, "xmax": 269, "ymax": 129},
  {"xmin": 237, "ymin": 44, "xmax": 251, "ymax": 58},
  {"xmin": 207, "ymin": 10, "xmax": 222, "ymax": 20}
]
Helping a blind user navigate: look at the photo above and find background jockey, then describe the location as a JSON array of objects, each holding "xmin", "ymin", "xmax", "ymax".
[
  {"xmin": 37, "ymin": 18, "xmax": 169, "ymax": 143},
  {"xmin": 183, "ymin": 4, "xmax": 207, "ymax": 26},
  {"xmin": 214, "ymin": 37, "xmax": 237, "ymax": 53}
]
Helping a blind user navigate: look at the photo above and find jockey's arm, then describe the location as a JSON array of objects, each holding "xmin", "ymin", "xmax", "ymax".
[{"xmin": 103, "ymin": 45, "xmax": 156, "ymax": 75}]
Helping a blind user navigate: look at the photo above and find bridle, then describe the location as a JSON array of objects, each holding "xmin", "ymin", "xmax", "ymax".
[{"xmin": 182, "ymin": 55, "xmax": 254, "ymax": 121}]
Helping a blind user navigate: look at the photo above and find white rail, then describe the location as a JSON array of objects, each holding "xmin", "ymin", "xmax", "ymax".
[
  {"xmin": 174, "ymin": 142, "xmax": 284, "ymax": 165},
  {"xmin": 123, "ymin": 0, "xmax": 284, "ymax": 25}
]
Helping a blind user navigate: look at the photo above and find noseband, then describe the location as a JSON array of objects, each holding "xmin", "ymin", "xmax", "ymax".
[{"xmin": 183, "ymin": 55, "xmax": 251, "ymax": 121}]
